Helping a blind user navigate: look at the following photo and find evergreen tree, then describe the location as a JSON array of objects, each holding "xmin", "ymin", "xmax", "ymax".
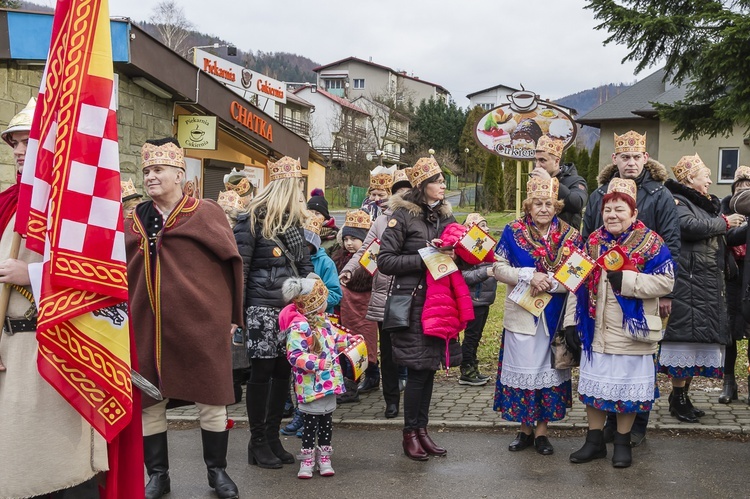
[
  {"xmin": 577, "ymin": 148, "xmax": 590, "ymax": 190},
  {"xmin": 482, "ymin": 155, "xmax": 502, "ymax": 212},
  {"xmin": 503, "ymin": 160, "xmax": 518, "ymax": 211},
  {"xmin": 588, "ymin": 141, "xmax": 601, "ymax": 194},
  {"xmin": 458, "ymin": 106, "xmax": 490, "ymax": 175},
  {"xmin": 411, "ymin": 98, "xmax": 466, "ymax": 157},
  {"xmin": 587, "ymin": 0, "xmax": 750, "ymax": 140}
]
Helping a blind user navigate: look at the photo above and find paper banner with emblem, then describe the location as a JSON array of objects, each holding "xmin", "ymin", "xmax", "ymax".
[
  {"xmin": 359, "ymin": 238, "xmax": 380, "ymax": 276},
  {"xmin": 596, "ymin": 245, "xmax": 638, "ymax": 272},
  {"xmin": 341, "ymin": 337, "xmax": 369, "ymax": 381},
  {"xmin": 456, "ymin": 224, "xmax": 497, "ymax": 264},
  {"xmin": 553, "ymin": 246, "xmax": 597, "ymax": 293}
]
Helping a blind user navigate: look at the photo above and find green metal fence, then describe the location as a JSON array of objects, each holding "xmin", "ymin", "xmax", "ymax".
[{"xmin": 348, "ymin": 186, "xmax": 368, "ymax": 208}]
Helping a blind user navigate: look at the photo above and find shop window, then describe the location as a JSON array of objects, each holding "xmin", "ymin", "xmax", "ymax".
[
  {"xmin": 203, "ymin": 158, "xmax": 244, "ymax": 201},
  {"xmin": 353, "ymin": 79, "xmax": 365, "ymax": 89},
  {"xmin": 719, "ymin": 148, "xmax": 740, "ymax": 183}
]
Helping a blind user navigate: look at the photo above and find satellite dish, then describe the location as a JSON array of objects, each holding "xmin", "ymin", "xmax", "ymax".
[{"xmin": 365, "ymin": 153, "xmax": 373, "ymax": 161}]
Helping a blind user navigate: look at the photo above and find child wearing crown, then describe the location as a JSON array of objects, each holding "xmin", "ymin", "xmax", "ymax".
[{"xmin": 281, "ymin": 274, "xmax": 358, "ymax": 479}]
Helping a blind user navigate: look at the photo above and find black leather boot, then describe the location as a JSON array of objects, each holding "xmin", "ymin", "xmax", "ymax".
[
  {"xmin": 266, "ymin": 377, "xmax": 295, "ymax": 464},
  {"xmin": 144, "ymin": 432, "xmax": 170, "ymax": 499},
  {"xmin": 201, "ymin": 429, "xmax": 239, "ymax": 499},
  {"xmin": 684, "ymin": 378, "xmax": 705, "ymax": 417},
  {"xmin": 719, "ymin": 374, "xmax": 738, "ymax": 404},
  {"xmin": 612, "ymin": 431, "xmax": 632, "ymax": 468},
  {"xmin": 569, "ymin": 429, "xmax": 607, "ymax": 463},
  {"xmin": 246, "ymin": 382, "xmax": 282, "ymax": 469},
  {"xmin": 670, "ymin": 386, "xmax": 699, "ymax": 423}
]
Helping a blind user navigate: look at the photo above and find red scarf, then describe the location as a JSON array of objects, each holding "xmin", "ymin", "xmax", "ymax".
[{"xmin": 0, "ymin": 173, "xmax": 21, "ymax": 233}]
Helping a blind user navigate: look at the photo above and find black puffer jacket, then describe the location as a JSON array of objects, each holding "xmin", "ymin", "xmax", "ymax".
[
  {"xmin": 377, "ymin": 194, "xmax": 461, "ymax": 371},
  {"xmin": 556, "ymin": 162, "xmax": 587, "ymax": 230},
  {"xmin": 234, "ymin": 213, "xmax": 313, "ymax": 309},
  {"xmin": 663, "ymin": 180, "xmax": 729, "ymax": 345}
]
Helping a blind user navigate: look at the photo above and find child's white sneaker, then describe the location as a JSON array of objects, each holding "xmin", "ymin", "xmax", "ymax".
[
  {"xmin": 316, "ymin": 445, "xmax": 335, "ymax": 477},
  {"xmin": 297, "ymin": 448, "xmax": 315, "ymax": 479}
]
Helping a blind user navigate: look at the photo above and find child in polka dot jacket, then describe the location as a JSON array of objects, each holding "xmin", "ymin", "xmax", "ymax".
[{"xmin": 281, "ymin": 274, "xmax": 358, "ymax": 479}]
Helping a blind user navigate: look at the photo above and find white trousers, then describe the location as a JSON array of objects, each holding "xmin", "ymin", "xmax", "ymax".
[{"xmin": 142, "ymin": 398, "xmax": 227, "ymax": 436}]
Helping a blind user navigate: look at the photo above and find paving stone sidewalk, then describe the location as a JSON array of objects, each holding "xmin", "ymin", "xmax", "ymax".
[{"xmin": 167, "ymin": 373, "xmax": 750, "ymax": 434}]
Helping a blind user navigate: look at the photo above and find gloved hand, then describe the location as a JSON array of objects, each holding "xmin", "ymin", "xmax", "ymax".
[
  {"xmin": 607, "ymin": 271, "xmax": 623, "ymax": 293},
  {"xmin": 564, "ymin": 325, "xmax": 581, "ymax": 359}
]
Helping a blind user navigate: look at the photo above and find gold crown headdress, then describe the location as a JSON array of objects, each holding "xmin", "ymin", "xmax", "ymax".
[
  {"xmin": 535, "ymin": 135, "xmax": 564, "ymax": 158},
  {"xmin": 407, "ymin": 157, "xmax": 442, "ymax": 187},
  {"xmin": 613, "ymin": 130, "xmax": 646, "ymax": 154},
  {"xmin": 464, "ymin": 213, "xmax": 487, "ymax": 227},
  {"xmin": 217, "ymin": 190, "xmax": 245, "ymax": 212},
  {"xmin": 672, "ymin": 154, "xmax": 707, "ymax": 183},
  {"xmin": 607, "ymin": 177, "xmax": 638, "ymax": 202},
  {"xmin": 2, "ymin": 97, "xmax": 36, "ymax": 146},
  {"xmin": 734, "ymin": 165, "xmax": 750, "ymax": 183},
  {"xmin": 369, "ymin": 165, "xmax": 396, "ymax": 193},
  {"xmin": 344, "ymin": 209, "xmax": 372, "ymax": 230},
  {"xmin": 526, "ymin": 176, "xmax": 559, "ymax": 200},
  {"xmin": 393, "ymin": 168, "xmax": 410, "ymax": 187},
  {"xmin": 294, "ymin": 277, "xmax": 329, "ymax": 315},
  {"xmin": 141, "ymin": 141, "xmax": 186, "ymax": 170},
  {"xmin": 120, "ymin": 178, "xmax": 142, "ymax": 202},
  {"xmin": 303, "ymin": 214, "xmax": 323, "ymax": 235},
  {"xmin": 268, "ymin": 156, "xmax": 302, "ymax": 181}
]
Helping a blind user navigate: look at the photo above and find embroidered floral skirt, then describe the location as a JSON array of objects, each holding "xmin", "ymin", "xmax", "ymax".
[
  {"xmin": 658, "ymin": 342, "xmax": 724, "ymax": 379},
  {"xmin": 245, "ymin": 306, "xmax": 285, "ymax": 359},
  {"xmin": 578, "ymin": 352, "xmax": 655, "ymax": 413},
  {"xmin": 493, "ymin": 327, "xmax": 571, "ymax": 426}
]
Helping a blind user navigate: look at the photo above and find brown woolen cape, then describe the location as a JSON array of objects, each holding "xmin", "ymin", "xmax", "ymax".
[{"xmin": 126, "ymin": 196, "xmax": 244, "ymax": 408}]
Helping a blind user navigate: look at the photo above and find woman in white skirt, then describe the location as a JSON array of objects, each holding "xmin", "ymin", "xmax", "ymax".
[{"xmin": 565, "ymin": 178, "xmax": 675, "ymax": 468}]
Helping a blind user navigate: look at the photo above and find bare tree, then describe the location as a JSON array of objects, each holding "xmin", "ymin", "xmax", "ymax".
[
  {"xmin": 150, "ymin": 1, "xmax": 194, "ymax": 56},
  {"xmin": 0, "ymin": 1, "xmax": 21, "ymax": 9}
]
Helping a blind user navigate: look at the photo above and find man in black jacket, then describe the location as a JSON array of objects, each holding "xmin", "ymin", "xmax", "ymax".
[
  {"xmin": 582, "ymin": 130, "xmax": 680, "ymax": 448},
  {"xmin": 532, "ymin": 135, "xmax": 587, "ymax": 229}
]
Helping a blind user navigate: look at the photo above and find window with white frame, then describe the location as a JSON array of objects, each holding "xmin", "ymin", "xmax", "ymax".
[
  {"xmin": 325, "ymin": 79, "xmax": 344, "ymax": 90},
  {"xmin": 480, "ymin": 103, "xmax": 493, "ymax": 111},
  {"xmin": 353, "ymin": 79, "xmax": 365, "ymax": 89},
  {"xmin": 719, "ymin": 148, "xmax": 740, "ymax": 183}
]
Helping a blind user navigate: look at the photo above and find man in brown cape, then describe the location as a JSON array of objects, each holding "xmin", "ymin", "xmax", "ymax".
[{"xmin": 125, "ymin": 137, "xmax": 244, "ymax": 499}]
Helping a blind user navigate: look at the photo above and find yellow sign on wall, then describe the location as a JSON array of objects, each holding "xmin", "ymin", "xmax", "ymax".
[{"xmin": 177, "ymin": 115, "xmax": 217, "ymax": 150}]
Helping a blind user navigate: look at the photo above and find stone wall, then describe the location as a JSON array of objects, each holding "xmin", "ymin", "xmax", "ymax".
[{"xmin": 0, "ymin": 62, "xmax": 174, "ymax": 196}]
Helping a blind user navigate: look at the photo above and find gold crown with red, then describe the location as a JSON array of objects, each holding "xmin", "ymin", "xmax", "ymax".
[
  {"xmin": 393, "ymin": 168, "xmax": 410, "ymax": 186},
  {"xmin": 408, "ymin": 157, "xmax": 442, "ymax": 187},
  {"xmin": 120, "ymin": 178, "xmax": 142, "ymax": 202},
  {"xmin": 303, "ymin": 214, "xmax": 323, "ymax": 235},
  {"xmin": 464, "ymin": 213, "xmax": 487, "ymax": 227},
  {"xmin": 735, "ymin": 165, "xmax": 750, "ymax": 183},
  {"xmin": 672, "ymin": 153, "xmax": 707, "ymax": 183},
  {"xmin": 294, "ymin": 277, "xmax": 329, "ymax": 315},
  {"xmin": 217, "ymin": 190, "xmax": 245, "ymax": 212},
  {"xmin": 268, "ymin": 156, "xmax": 302, "ymax": 181},
  {"xmin": 526, "ymin": 176, "xmax": 559, "ymax": 200},
  {"xmin": 614, "ymin": 130, "xmax": 646, "ymax": 154},
  {"xmin": 225, "ymin": 177, "xmax": 253, "ymax": 197},
  {"xmin": 141, "ymin": 141, "xmax": 186, "ymax": 169},
  {"xmin": 535, "ymin": 135, "xmax": 565, "ymax": 158},
  {"xmin": 369, "ymin": 165, "xmax": 396, "ymax": 192},
  {"xmin": 607, "ymin": 177, "xmax": 638, "ymax": 202},
  {"xmin": 344, "ymin": 209, "xmax": 372, "ymax": 230}
]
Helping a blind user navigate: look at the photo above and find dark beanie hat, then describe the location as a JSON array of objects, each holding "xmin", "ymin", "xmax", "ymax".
[
  {"xmin": 307, "ymin": 195, "xmax": 329, "ymax": 220},
  {"xmin": 342, "ymin": 225, "xmax": 368, "ymax": 242}
]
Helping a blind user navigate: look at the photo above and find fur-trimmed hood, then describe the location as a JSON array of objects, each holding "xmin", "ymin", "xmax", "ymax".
[
  {"xmin": 387, "ymin": 192, "xmax": 453, "ymax": 219},
  {"xmin": 665, "ymin": 178, "xmax": 721, "ymax": 215},
  {"xmin": 597, "ymin": 158, "xmax": 669, "ymax": 186}
]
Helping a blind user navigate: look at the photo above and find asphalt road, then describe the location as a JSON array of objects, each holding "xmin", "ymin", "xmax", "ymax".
[{"xmin": 162, "ymin": 426, "xmax": 750, "ymax": 499}]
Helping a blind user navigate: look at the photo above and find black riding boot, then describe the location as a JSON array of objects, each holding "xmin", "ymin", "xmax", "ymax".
[
  {"xmin": 612, "ymin": 431, "xmax": 632, "ymax": 468},
  {"xmin": 246, "ymin": 382, "xmax": 282, "ymax": 468},
  {"xmin": 719, "ymin": 374, "xmax": 738, "ymax": 404},
  {"xmin": 684, "ymin": 377, "xmax": 704, "ymax": 417},
  {"xmin": 670, "ymin": 386, "xmax": 698, "ymax": 423},
  {"xmin": 201, "ymin": 429, "xmax": 239, "ymax": 499},
  {"xmin": 266, "ymin": 377, "xmax": 295, "ymax": 464},
  {"xmin": 569, "ymin": 429, "xmax": 607, "ymax": 463},
  {"xmin": 144, "ymin": 432, "xmax": 170, "ymax": 499}
]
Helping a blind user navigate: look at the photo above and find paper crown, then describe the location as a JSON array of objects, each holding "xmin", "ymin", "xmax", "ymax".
[
  {"xmin": 2, "ymin": 97, "xmax": 36, "ymax": 146},
  {"xmin": 526, "ymin": 176, "xmax": 559, "ymax": 200},
  {"xmin": 217, "ymin": 190, "xmax": 245, "ymax": 212},
  {"xmin": 120, "ymin": 178, "xmax": 142, "ymax": 202},
  {"xmin": 369, "ymin": 165, "xmax": 396, "ymax": 192},
  {"xmin": 224, "ymin": 169, "xmax": 253, "ymax": 197},
  {"xmin": 294, "ymin": 276, "xmax": 329, "ymax": 315},
  {"xmin": 535, "ymin": 135, "xmax": 565, "ymax": 158},
  {"xmin": 734, "ymin": 165, "xmax": 750, "ymax": 183},
  {"xmin": 408, "ymin": 157, "xmax": 442, "ymax": 187},
  {"xmin": 303, "ymin": 214, "xmax": 323, "ymax": 235},
  {"xmin": 607, "ymin": 177, "xmax": 638, "ymax": 202},
  {"xmin": 141, "ymin": 141, "xmax": 186, "ymax": 170},
  {"xmin": 344, "ymin": 209, "xmax": 372, "ymax": 230},
  {"xmin": 464, "ymin": 213, "xmax": 487, "ymax": 227},
  {"xmin": 672, "ymin": 153, "xmax": 707, "ymax": 183},
  {"xmin": 614, "ymin": 130, "xmax": 647, "ymax": 154},
  {"xmin": 393, "ymin": 168, "xmax": 410, "ymax": 187},
  {"xmin": 268, "ymin": 156, "xmax": 302, "ymax": 181}
]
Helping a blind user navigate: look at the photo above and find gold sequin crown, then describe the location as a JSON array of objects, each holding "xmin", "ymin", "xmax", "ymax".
[
  {"xmin": 614, "ymin": 130, "xmax": 646, "ymax": 154},
  {"xmin": 217, "ymin": 190, "xmax": 245, "ymax": 212},
  {"xmin": 303, "ymin": 214, "xmax": 323, "ymax": 235},
  {"xmin": 141, "ymin": 141, "xmax": 186, "ymax": 169},
  {"xmin": 464, "ymin": 213, "xmax": 486, "ymax": 227},
  {"xmin": 2, "ymin": 97, "xmax": 36, "ymax": 146},
  {"xmin": 120, "ymin": 178, "xmax": 142, "ymax": 201},
  {"xmin": 526, "ymin": 176, "xmax": 559, "ymax": 200},
  {"xmin": 344, "ymin": 209, "xmax": 372, "ymax": 230},
  {"xmin": 672, "ymin": 154, "xmax": 707, "ymax": 183},
  {"xmin": 607, "ymin": 177, "xmax": 637, "ymax": 202},
  {"xmin": 407, "ymin": 157, "xmax": 442, "ymax": 187},
  {"xmin": 268, "ymin": 156, "xmax": 302, "ymax": 181},
  {"xmin": 393, "ymin": 168, "xmax": 410, "ymax": 186},
  {"xmin": 535, "ymin": 135, "xmax": 564, "ymax": 158},
  {"xmin": 295, "ymin": 277, "xmax": 329, "ymax": 315},
  {"xmin": 225, "ymin": 176, "xmax": 252, "ymax": 197}
]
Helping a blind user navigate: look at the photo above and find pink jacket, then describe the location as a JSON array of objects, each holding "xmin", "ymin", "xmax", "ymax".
[{"xmin": 421, "ymin": 223, "xmax": 475, "ymax": 364}]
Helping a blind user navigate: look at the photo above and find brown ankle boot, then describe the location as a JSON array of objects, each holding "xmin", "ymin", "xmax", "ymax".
[
  {"xmin": 417, "ymin": 428, "xmax": 446, "ymax": 456},
  {"xmin": 402, "ymin": 429, "xmax": 429, "ymax": 461}
]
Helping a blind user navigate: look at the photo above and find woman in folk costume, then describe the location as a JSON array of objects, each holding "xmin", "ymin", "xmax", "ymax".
[
  {"xmin": 492, "ymin": 176, "xmax": 581, "ymax": 456},
  {"xmin": 565, "ymin": 178, "xmax": 674, "ymax": 468},
  {"xmin": 661, "ymin": 155, "xmax": 741, "ymax": 421},
  {"xmin": 233, "ymin": 157, "xmax": 313, "ymax": 469}
]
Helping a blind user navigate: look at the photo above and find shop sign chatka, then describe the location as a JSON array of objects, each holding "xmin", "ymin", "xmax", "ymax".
[
  {"xmin": 177, "ymin": 115, "xmax": 218, "ymax": 150},
  {"xmin": 473, "ymin": 87, "xmax": 576, "ymax": 159}
]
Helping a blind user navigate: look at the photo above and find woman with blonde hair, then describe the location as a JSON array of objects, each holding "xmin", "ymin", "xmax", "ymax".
[{"xmin": 234, "ymin": 157, "xmax": 313, "ymax": 469}]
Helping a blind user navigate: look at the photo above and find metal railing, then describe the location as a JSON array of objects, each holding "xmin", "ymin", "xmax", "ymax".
[{"xmin": 275, "ymin": 115, "xmax": 310, "ymax": 137}]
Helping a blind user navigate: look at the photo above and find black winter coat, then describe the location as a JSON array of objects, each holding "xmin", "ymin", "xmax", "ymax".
[
  {"xmin": 556, "ymin": 162, "xmax": 588, "ymax": 230},
  {"xmin": 233, "ymin": 213, "xmax": 313, "ymax": 309},
  {"xmin": 720, "ymin": 194, "xmax": 750, "ymax": 340},
  {"xmin": 663, "ymin": 180, "xmax": 730, "ymax": 345},
  {"xmin": 377, "ymin": 194, "xmax": 461, "ymax": 371}
]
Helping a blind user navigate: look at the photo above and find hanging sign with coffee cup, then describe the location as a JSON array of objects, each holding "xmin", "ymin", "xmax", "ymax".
[
  {"xmin": 472, "ymin": 86, "xmax": 577, "ymax": 159},
  {"xmin": 177, "ymin": 115, "xmax": 218, "ymax": 150}
]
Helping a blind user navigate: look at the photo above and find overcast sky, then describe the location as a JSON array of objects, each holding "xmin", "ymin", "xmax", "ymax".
[{"xmin": 40, "ymin": 0, "xmax": 656, "ymax": 108}]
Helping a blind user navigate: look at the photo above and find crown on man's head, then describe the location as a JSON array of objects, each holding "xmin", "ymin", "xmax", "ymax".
[
  {"xmin": 141, "ymin": 141, "xmax": 185, "ymax": 170},
  {"xmin": 614, "ymin": 130, "xmax": 647, "ymax": 154},
  {"xmin": 535, "ymin": 135, "xmax": 564, "ymax": 158}
]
